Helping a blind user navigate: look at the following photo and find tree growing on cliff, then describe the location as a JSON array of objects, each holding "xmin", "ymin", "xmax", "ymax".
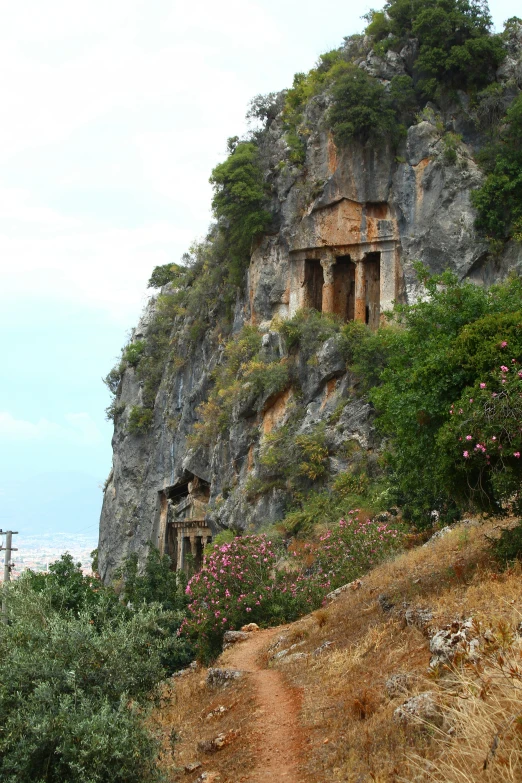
[
  {"xmin": 209, "ymin": 140, "xmax": 271, "ymax": 287},
  {"xmin": 364, "ymin": 0, "xmax": 504, "ymax": 97}
]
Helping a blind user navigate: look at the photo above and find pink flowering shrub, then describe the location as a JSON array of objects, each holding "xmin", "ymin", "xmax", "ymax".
[
  {"xmin": 439, "ymin": 353, "xmax": 522, "ymax": 512},
  {"xmin": 293, "ymin": 510, "xmax": 405, "ymax": 589},
  {"xmin": 180, "ymin": 535, "xmax": 325, "ymax": 661},
  {"xmin": 181, "ymin": 516, "xmax": 404, "ymax": 660}
]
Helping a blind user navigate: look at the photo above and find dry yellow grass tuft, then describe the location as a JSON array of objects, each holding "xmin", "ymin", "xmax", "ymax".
[{"xmin": 150, "ymin": 667, "xmax": 258, "ymax": 781}]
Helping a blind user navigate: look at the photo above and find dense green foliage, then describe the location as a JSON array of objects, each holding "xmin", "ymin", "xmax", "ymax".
[
  {"xmin": 472, "ymin": 92, "xmax": 522, "ymax": 242},
  {"xmin": 209, "ymin": 140, "xmax": 271, "ymax": 286},
  {"xmin": 127, "ymin": 405, "xmax": 154, "ymax": 434},
  {"xmin": 147, "ymin": 262, "xmax": 185, "ymax": 289},
  {"xmin": 350, "ymin": 269, "xmax": 522, "ymax": 525},
  {"xmin": 490, "ymin": 520, "xmax": 522, "ymax": 565},
  {"xmin": 281, "ymin": 0, "xmax": 505, "ymax": 156},
  {"xmin": 327, "ymin": 68, "xmax": 409, "ymax": 146},
  {"xmin": 365, "ymin": 0, "xmax": 504, "ymax": 97},
  {"xmin": 0, "ymin": 552, "xmax": 192, "ymax": 783}
]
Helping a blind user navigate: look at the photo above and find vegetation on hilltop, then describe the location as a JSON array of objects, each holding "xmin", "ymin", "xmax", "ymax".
[{"xmin": 365, "ymin": 0, "xmax": 504, "ymax": 96}]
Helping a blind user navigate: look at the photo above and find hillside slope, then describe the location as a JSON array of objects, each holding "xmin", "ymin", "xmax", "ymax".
[{"xmin": 154, "ymin": 518, "xmax": 522, "ymax": 782}]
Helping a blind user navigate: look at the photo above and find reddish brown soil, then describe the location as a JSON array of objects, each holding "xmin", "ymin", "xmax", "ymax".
[{"xmin": 225, "ymin": 628, "xmax": 306, "ymax": 783}]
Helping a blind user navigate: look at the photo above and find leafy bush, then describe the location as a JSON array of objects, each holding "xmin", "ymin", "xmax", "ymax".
[
  {"xmin": 441, "ymin": 131, "xmax": 463, "ymax": 165},
  {"xmin": 292, "ymin": 510, "xmax": 404, "ymax": 591},
  {"xmin": 181, "ymin": 517, "xmax": 404, "ymax": 661},
  {"xmin": 328, "ymin": 66, "xmax": 405, "ymax": 146},
  {"xmin": 246, "ymin": 92, "xmax": 284, "ymax": 124},
  {"xmin": 127, "ymin": 405, "xmax": 154, "ymax": 434},
  {"xmin": 489, "ymin": 520, "xmax": 522, "ymax": 565},
  {"xmin": 25, "ymin": 553, "xmax": 115, "ymax": 616},
  {"xmin": 472, "ymin": 93, "xmax": 522, "ymax": 242},
  {"xmin": 259, "ymin": 420, "xmax": 330, "ymax": 492},
  {"xmin": 181, "ymin": 534, "xmax": 326, "ymax": 661},
  {"xmin": 115, "ymin": 548, "xmax": 188, "ymax": 613},
  {"xmin": 364, "ymin": 0, "xmax": 504, "ymax": 97},
  {"xmin": 122, "ymin": 339, "xmax": 145, "ymax": 367},
  {"xmin": 147, "ymin": 262, "xmax": 185, "ymax": 289},
  {"xmin": 351, "ymin": 269, "xmax": 522, "ymax": 525},
  {"xmin": 103, "ymin": 363, "xmax": 124, "ymax": 395},
  {"xmin": 277, "ymin": 308, "xmax": 343, "ymax": 353},
  {"xmin": 209, "ymin": 141, "xmax": 271, "ymax": 287},
  {"xmin": 438, "ymin": 347, "xmax": 522, "ymax": 513},
  {"xmin": 0, "ymin": 553, "xmax": 192, "ymax": 783}
]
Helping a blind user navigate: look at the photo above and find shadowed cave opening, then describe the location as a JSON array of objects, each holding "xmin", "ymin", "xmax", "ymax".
[{"xmin": 302, "ymin": 252, "xmax": 380, "ymax": 327}]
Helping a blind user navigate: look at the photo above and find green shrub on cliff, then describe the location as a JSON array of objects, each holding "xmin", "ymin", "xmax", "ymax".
[
  {"xmin": 209, "ymin": 140, "xmax": 271, "ymax": 286},
  {"xmin": 472, "ymin": 93, "xmax": 522, "ymax": 242},
  {"xmin": 328, "ymin": 67, "xmax": 405, "ymax": 146},
  {"xmin": 364, "ymin": 0, "xmax": 504, "ymax": 96},
  {"xmin": 352, "ymin": 269, "xmax": 522, "ymax": 525},
  {"xmin": 127, "ymin": 405, "xmax": 154, "ymax": 434}
]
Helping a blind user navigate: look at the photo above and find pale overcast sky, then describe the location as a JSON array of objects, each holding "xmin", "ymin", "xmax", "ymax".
[{"xmin": 0, "ymin": 0, "xmax": 519, "ymax": 537}]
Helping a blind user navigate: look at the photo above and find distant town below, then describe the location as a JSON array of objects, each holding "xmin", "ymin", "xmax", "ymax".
[{"xmin": 0, "ymin": 532, "xmax": 97, "ymax": 580}]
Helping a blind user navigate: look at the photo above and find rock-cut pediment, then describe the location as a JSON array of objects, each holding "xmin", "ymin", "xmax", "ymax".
[{"xmin": 291, "ymin": 198, "xmax": 396, "ymax": 255}]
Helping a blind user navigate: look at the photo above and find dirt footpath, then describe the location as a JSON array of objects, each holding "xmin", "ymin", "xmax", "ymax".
[{"xmin": 223, "ymin": 628, "xmax": 306, "ymax": 783}]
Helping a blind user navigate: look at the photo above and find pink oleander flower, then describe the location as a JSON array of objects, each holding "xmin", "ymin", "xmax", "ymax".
[
  {"xmin": 470, "ymin": 398, "xmax": 474, "ymax": 403},
  {"xmin": 480, "ymin": 383, "xmax": 486, "ymax": 389},
  {"xmin": 463, "ymin": 451, "xmax": 469, "ymax": 458},
  {"xmin": 514, "ymin": 452, "xmax": 521, "ymax": 459},
  {"xmin": 501, "ymin": 365, "xmax": 509, "ymax": 373},
  {"xmin": 501, "ymin": 341, "xmax": 508, "ymax": 348},
  {"xmin": 466, "ymin": 435, "xmax": 472, "ymax": 441}
]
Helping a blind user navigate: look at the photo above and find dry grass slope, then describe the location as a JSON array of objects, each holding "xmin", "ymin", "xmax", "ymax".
[{"xmin": 153, "ymin": 517, "xmax": 522, "ymax": 782}]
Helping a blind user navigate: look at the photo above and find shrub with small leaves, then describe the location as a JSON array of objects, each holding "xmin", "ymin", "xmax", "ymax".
[{"xmin": 127, "ymin": 406, "xmax": 154, "ymax": 434}]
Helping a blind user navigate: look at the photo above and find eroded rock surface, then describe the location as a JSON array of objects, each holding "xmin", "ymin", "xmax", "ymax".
[{"xmin": 98, "ymin": 33, "xmax": 522, "ymax": 582}]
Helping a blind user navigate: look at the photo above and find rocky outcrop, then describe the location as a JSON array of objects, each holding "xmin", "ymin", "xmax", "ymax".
[{"xmin": 98, "ymin": 33, "xmax": 522, "ymax": 583}]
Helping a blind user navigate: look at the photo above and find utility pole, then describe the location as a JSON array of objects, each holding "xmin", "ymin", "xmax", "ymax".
[{"xmin": 1, "ymin": 530, "xmax": 18, "ymax": 624}]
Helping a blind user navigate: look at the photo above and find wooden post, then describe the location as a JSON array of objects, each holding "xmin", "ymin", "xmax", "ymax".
[{"xmin": 1, "ymin": 531, "xmax": 18, "ymax": 625}]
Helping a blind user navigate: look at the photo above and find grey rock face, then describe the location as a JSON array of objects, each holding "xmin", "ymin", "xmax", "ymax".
[
  {"xmin": 429, "ymin": 619, "xmax": 480, "ymax": 668},
  {"xmin": 98, "ymin": 35, "xmax": 522, "ymax": 582},
  {"xmin": 385, "ymin": 672, "xmax": 414, "ymax": 699},
  {"xmin": 222, "ymin": 631, "xmax": 249, "ymax": 649},
  {"xmin": 393, "ymin": 692, "xmax": 444, "ymax": 728},
  {"xmin": 206, "ymin": 668, "xmax": 243, "ymax": 687}
]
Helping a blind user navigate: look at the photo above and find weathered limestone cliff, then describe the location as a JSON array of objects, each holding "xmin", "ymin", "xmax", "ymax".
[{"xmin": 98, "ymin": 33, "xmax": 522, "ymax": 583}]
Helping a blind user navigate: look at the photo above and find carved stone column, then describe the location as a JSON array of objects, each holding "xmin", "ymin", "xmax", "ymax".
[
  {"xmin": 320, "ymin": 255, "xmax": 336, "ymax": 314},
  {"xmin": 176, "ymin": 528, "xmax": 184, "ymax": 572},
  {"xmin": 354, "ymin": 260, "xmax": 366, "ymax": 323}
]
